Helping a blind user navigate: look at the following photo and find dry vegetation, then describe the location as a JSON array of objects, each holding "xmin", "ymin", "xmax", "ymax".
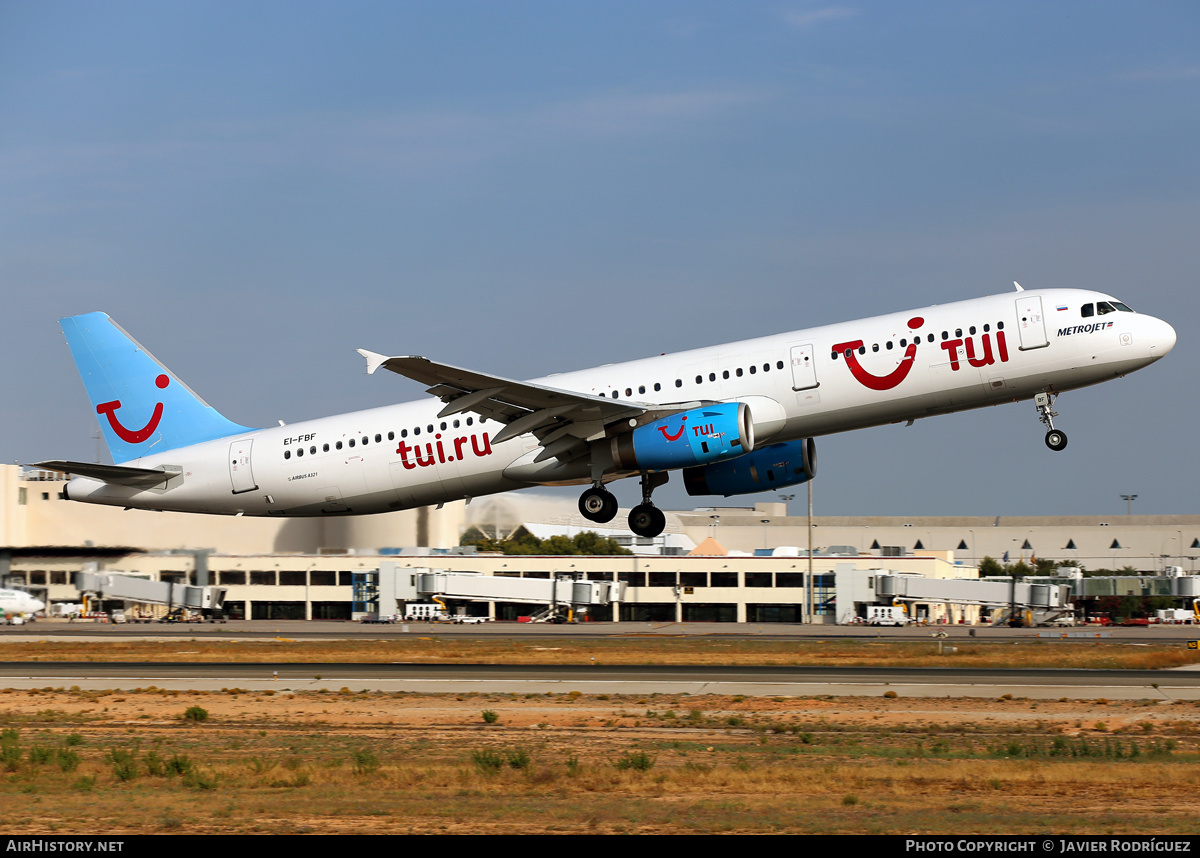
[
  {"xmin": 0, "ymin": 687, "xmax": 1199, "ymax": 834},
  {"xmin": 2, "ymin": 637, "xmax": 1199, "ymax": 834},
  {"xmin": 3, "ymin": 636, "xmax": 1199, "ymax": 670}
]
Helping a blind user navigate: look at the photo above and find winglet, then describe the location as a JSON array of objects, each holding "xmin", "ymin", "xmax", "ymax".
[
  {"xmin": 1013, "ymin": 281, "xmax": 1024, "ymax": 292},
  {"xmin": 356, "ymin": 349, "xmax": 390, "ymax": 375}
]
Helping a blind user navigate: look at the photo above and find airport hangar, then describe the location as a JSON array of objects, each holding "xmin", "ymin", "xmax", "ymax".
[{"xmin": 2, "ymin": 465, "xmax": 1196, "ymax": 624}]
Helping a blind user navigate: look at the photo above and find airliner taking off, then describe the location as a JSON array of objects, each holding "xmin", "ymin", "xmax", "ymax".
[{"xmin": 34, "ymin": 284, "xmax": 1174, "ymax": 538}]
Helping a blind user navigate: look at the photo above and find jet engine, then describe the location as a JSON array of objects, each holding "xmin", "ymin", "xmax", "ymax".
[
  {"xmin": 609, "ymin": 402, "xmax": 754, "ymax": 472},
  {"xmin": 682, "ymin": 437, "xmax": 816, "ymax": 497}
]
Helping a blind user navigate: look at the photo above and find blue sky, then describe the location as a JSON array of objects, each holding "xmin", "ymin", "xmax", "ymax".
[{"xmin": 2, "ymin": 2, "xmax": 1197, "ymax": 516}]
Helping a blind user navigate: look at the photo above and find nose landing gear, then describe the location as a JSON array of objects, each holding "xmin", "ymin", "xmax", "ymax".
[{"xmin": 1035, "ymin": 392, "xmax": 1068, "ymax": 451}]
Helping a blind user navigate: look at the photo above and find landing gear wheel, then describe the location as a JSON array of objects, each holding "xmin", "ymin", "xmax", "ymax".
[
  {"xmin": 628, "ymin": 503, "xmax": 666, "ymax": 538},
  {"xmin": 578, "ymin": 487, "xmax": 618, "ymax": 523},
  {"xmin": 1034, "ymin": 392, "xmax": 1068, "ymax": 452}
]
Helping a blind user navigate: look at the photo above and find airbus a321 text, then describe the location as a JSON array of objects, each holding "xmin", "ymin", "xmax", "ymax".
[{"xmin": 34, "ymin": 283, "xmax": 1175, "ymax": 539}]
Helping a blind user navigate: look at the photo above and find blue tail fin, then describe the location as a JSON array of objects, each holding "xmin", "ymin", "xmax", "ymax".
[{"xmin": 60, "ymin": 312, "xmax": 255, "ymax": 462}]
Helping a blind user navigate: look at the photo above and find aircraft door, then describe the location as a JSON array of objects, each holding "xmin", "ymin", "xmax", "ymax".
[
  {"xmin": 790, "ymin": 344, "xmax": 819, "ymax": 391},
  {"xmin": 1015, "ymin": 296, "xmax": 1049, "ymax": 350},
  {"xmin": 228, "ymin": 439, "xmax": 258, "ymax": 494}
]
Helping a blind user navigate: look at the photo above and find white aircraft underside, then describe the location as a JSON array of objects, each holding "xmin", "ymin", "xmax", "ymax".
[{"xmin": 36, "ymin": 285, "xmax": 1176, "ymax": 538}]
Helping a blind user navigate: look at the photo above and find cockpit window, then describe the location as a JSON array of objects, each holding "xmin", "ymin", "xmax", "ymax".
[
  {"xmin": 1081, "ymin": 303, "xmax": 1094, "ymax": 317},
  {"xmin": 1112, "ymin": 301, "xmax": 1133, "ymax": 312},
  {"xmin": 1097, "ymin": 301, "xmax": 1116, "ymax": 315}
]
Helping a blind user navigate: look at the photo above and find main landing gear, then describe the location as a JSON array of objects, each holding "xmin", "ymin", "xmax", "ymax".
[
  {"xmin": 1035, "ymin": 391, "xmax": 1068, "ymax": 451},
  {"xmin": 578, "ymin": 485, "xmax": 618, "ymax": 523},
  {"xmin": 628, "ymin": 471, "xmax": 668, "ymax": 539},
  {"xmin": 576, "ymin": 472, "xmax": 669, "ymax": 539}
]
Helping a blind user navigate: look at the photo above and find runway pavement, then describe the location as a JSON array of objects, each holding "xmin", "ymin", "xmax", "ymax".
[
  {"xmin": 2, "ymin": 620, "xmax": 1197, "ymax": 698},
  {"xmin": 1, "ymin": 661, "xmax": 1197, "ymax": 699}
]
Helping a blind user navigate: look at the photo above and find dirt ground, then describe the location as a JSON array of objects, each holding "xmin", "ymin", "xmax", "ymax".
[
  {"xmin": 4, "ymin": 680, "xmax": 1197, "ymax": 731},
  {"xmin": 2, "ymin": 684, "xmax": 1200, "ymax": 834}
]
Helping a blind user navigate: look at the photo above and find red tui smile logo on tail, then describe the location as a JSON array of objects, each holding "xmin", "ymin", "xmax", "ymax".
[{"xmin": 95, "ymin": 374, "xmax": 169, "ymax": 443}]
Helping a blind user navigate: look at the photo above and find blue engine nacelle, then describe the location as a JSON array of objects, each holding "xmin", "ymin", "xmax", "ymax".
[
  {"xmin": 610, "ymin": 402, "xmax": 754, "ymax": 472},
  {"xmin": 682, "ymin": 437, "xmax": 816, "ymax": 497}
]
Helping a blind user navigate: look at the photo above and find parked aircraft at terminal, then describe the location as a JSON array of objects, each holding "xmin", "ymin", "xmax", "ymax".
[
  {"xmin": 0, "ymin": 588, "xmax": 45, "ymax": 616},
  {"xmin": 34, "ymin": 284, "xmax": 1175, "ymax": 538}
]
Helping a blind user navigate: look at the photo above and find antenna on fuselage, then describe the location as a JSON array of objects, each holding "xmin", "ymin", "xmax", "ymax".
[{"xmin": 1013, "ymin": 281, "xmax": 1024, "ymax": 292}]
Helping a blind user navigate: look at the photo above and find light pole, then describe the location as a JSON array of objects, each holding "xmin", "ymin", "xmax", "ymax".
[
  {"xmin": 1121, "ymin": 494, "xmax": 1138, "ymax": 516},
  {"xmin": 806, "ymin": 482, "xmax": 814, "ymax": 624}
]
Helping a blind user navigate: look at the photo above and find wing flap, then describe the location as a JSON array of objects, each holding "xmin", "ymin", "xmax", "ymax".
[{"xmin": 359, "ymin": 350, "xmax": 644, "ymax": 428}]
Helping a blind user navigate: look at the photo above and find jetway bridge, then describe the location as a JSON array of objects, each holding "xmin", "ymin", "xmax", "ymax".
[
  {"xmin": 75, "ymin": 571, "xmax": 227, "ymax": 615},
  {"xmin": 874, "ymin": 574, "xmax": 1073, "ymax": 625},
  {"xmin": 370, "ymin": 563, "xmax": 625, "ymax": 622}
]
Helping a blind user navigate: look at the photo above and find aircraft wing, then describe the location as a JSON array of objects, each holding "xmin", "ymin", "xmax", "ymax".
[
  {"xmin": 357, "ymin": 351, "xmax": 690, "ymax": 462},
  {"xmin": 30, "ymin": 461, "xmax": 179, "ymax": 488}
]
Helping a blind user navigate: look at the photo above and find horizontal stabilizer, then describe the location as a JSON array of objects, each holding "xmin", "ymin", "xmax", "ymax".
[{"xmin": 30, "ymin": 460, "xmax": 178, "ymax": 488}]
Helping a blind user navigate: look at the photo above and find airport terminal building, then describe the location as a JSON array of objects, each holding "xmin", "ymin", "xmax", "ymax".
[{"xmin": 2, "ymin": 465, "xmax": 1196, "ymax": 624}]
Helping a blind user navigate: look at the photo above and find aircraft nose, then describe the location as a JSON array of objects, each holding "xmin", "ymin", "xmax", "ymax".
[{"xmin": 1150, "ymin": 317, "xmax": 1177, "ymax": 357}]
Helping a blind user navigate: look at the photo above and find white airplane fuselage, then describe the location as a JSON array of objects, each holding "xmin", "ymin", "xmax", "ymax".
[
  {"xmin": 0, "ymin": 589, "xmax": 45, "ymax": 615},
  {"xmin": 62, "ymin": 288, "xmax": 1175, "ymax": 517}
]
